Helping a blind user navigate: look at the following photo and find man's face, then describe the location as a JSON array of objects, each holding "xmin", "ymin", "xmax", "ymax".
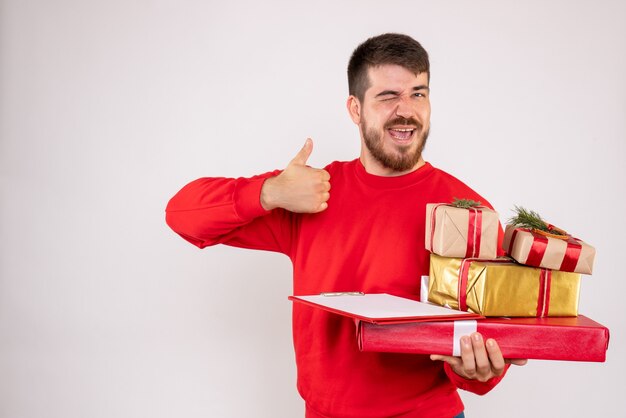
[{"xmin": 350, "ymin": 64, "xmax": 431, "ymax": 175}]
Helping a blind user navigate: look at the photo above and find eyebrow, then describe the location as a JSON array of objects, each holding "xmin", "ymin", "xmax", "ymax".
[{"xmin": 374, "ymin": 85, "xmax": 430, "ymax": 98}]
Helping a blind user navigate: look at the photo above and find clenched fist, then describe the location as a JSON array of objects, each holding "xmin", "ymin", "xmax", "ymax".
[{"xmin": 261, "ymin": 138, "xmax": 331, "ymax": 213}]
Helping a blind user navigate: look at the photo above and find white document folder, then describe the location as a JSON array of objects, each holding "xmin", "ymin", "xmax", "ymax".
[{"xmin": 289, "ymin": 293, "xmax": 482, "ymax": 324}]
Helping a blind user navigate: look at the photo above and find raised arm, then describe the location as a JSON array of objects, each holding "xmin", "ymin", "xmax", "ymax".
[{"xmin": 165, "ymin": 138, "xmax": 331, "ymax": 253}]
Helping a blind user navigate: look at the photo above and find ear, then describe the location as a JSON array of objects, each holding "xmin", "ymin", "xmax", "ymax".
[{"xmin": 346, "ymin": 95, "xmax": 361, "ymax": 125}]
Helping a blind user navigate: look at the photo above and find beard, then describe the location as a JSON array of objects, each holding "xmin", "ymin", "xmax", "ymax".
[{"xmin": 362, "ymin": 116, "xmax": 429, "ymax": 172}]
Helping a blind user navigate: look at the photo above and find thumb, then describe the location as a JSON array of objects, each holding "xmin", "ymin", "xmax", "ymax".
[{"xmin": 290, "ymin": 138, "xmax": 313, "ymax": 166}]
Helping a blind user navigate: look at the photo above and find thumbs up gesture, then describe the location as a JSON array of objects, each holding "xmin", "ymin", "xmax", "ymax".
[{"xmin": 261, "ymin": 138, "xmax": 331, "ymax": 213}]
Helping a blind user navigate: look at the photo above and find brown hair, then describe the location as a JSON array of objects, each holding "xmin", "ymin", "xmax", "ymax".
[{"xmin": 347, "ymin": 33, "xmax": 430, "ymax": 101}]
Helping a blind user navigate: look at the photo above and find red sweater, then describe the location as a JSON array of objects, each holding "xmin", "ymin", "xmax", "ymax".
[{"xmin": 166, "ymin": 160, "xmax": 506, "ymax": 418}]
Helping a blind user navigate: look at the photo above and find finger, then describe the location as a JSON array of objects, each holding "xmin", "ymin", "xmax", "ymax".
[
  {"xmin": 319, "ymin": 181, "xmax": 331, "ymax": 193},
  {"xmin": 291, "ymin": 138, "xmax": 313, "ymax": 166},
  {"xmin": 316, "ymin": 201, "xmax": 329, "ymax": 212},
  {"xmin": 485, "ymin": 338, "xmax": 506, "ymax": 376},
  {"xmin": 506, "ymin": 358, "xmax": 528, "ymax": 366},
  {"xmin": 471, "ymin": 333, "xmax": 492, "ymax": 378},
  {"xmin": 319, "ymin": 169, "xmax": 331, "ymax": 181},
  {"xmin": 459, "ymin": 336, "xmax": 477, "ymax": 378},
  {"xmin": 430, "ymin": 354, "xmax": 462, "ymax": 369}
]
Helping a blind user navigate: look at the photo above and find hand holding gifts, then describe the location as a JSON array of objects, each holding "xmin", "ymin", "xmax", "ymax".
[
  {"xmin": 425, "ymin": 198, "xmax": 499, "ymax": 259},
  {"xmin": 503, "ymin": 206, "xmax": 596, "ymax": 274}
]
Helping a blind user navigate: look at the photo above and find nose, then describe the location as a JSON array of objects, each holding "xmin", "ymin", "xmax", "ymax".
[{"xmin": 395, "ymin": 96, "xmax": 414, "ymax": 119}]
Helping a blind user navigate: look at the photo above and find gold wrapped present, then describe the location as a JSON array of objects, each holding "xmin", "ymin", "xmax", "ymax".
[
  {"xmin": 428, "ymin": 254, "xmax": 581, "ymax": 317},
  {"xmin": 425, "ymin": 202, "xmax": 499, "ymax": 259},
  {"xmin": 503, "ymin": 224, "xmax": 595, "ymax": 274}
]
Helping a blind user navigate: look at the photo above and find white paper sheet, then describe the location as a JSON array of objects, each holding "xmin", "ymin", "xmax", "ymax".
[{"xmin": 290, "ymin": 293, "xmax": 479, "ymax": 323}]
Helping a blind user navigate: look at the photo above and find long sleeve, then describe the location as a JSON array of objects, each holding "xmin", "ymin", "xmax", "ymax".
[
  {"xmin": 444, "ymin": 362, "xmax": 509, "ymax": 395},
  {"xmin": 165, "ymin": 170, "xmax": 296, "ymax": 255}
]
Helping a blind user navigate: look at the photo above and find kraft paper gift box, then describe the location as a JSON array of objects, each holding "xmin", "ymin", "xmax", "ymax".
[
  {"xmin": 357, "ymin": 315, "xmax": 609, "ymax": 362},
  {"xmin": 428, "ymin": 254, "xmax": 581, "ymax": 317},
  {"xmin": 425, "ymin": 203, "xmax": 499, "ymax": 259},
  {"xmin": 503, "ymin": 224, "xmax": 596, "ymax": 274}
]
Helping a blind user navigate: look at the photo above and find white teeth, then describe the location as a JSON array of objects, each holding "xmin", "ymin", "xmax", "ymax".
[{"xmin": 391, "ymin": 128, "xmax": 414, "ymax": 132}]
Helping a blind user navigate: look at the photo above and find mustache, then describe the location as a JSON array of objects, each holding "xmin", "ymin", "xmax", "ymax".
[{"xmin": 384, "ymin": 117, "xmax": 423, "ymax": 130}]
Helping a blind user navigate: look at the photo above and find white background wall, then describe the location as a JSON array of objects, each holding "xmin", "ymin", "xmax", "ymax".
[{"xmin": 1, "ymin": 1, "xmax": 624, "ymax": 417}]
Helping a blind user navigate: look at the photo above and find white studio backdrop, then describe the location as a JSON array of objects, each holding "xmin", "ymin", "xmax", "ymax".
[{"xmin": 1, "ymin": 1, "xmax": 624, "ymax": 417}]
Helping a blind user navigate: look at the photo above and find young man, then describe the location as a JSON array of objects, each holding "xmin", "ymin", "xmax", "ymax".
[{"xmin": 166, "ymin": 33, "xmax": 525, "ymax": 418}]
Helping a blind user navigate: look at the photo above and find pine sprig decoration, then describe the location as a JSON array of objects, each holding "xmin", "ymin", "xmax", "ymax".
[
  {"xmin": 452, "ymin": 198, "xmax": 482, "ymax": 209},
  {"xmin": 508, "ymin": 206, "xmax": 567, "ymax": 236}
]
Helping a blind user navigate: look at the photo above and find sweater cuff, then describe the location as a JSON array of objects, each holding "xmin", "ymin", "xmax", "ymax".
[
  {"xmin": 233, "ymin": 176, "xmax": 273, "ymax": 221},
  {"xmin": 444, "ymin": 362, "xmax": 508, "ymax": 396}
]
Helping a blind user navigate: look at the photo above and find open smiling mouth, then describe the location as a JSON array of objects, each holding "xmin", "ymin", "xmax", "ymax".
[{"xmin": 388, "ymin": 128, "xmax": 416, "ymax": 142}]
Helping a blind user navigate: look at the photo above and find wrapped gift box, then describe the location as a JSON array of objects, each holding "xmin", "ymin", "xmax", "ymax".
[
  {"xmin": 425, "ymin": 203, "xmax": 499, "ymax": 259},
  {"xmin": 503, "ymin": 224, "xmax": 596, "ymax": 274},
  {"xmin": 357, "ymin": 315, "xmax": 609, "ymax": 362},
  {"xmin": 428, "ymin": 254, "xmax": 581, "ymax": 317}
]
